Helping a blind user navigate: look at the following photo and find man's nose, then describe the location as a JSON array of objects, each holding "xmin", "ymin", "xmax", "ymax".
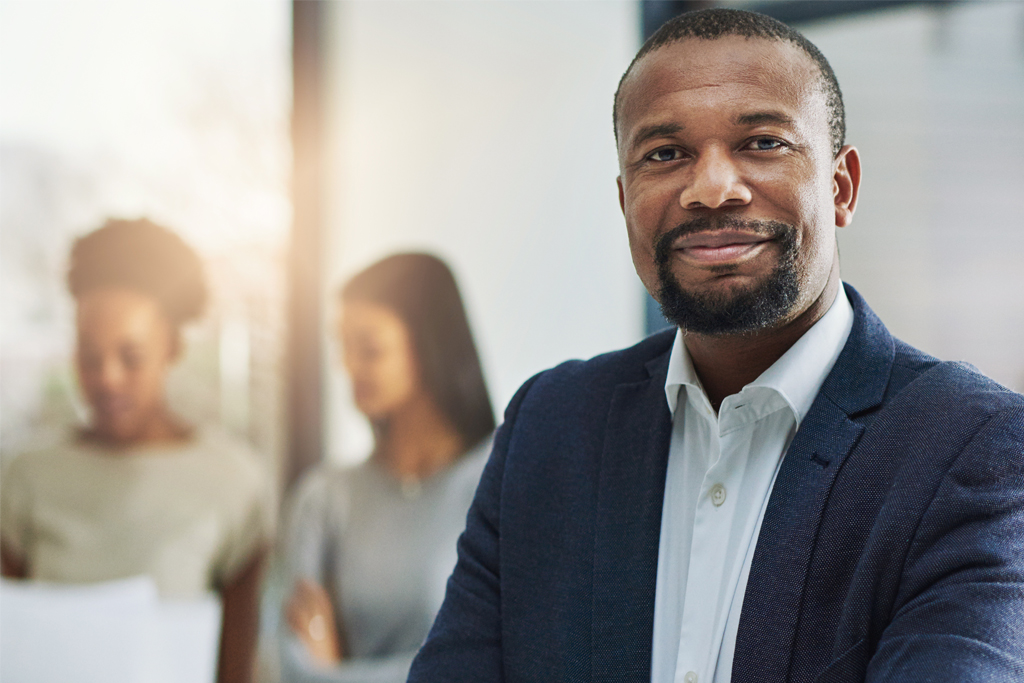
[{"xmin": 678, "ymin": 149, "xmax": 752, "ymax": 210}]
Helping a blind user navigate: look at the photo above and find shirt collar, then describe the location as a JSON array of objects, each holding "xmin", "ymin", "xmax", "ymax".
[{"xmin": 664, "ymin": 286, "xmax": 855, "ymax": 427}]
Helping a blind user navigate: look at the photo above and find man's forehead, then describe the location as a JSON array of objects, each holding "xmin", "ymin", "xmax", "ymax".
[{"xmin": 617, "ymin": 36, "xmax": 822, "ymax": 137}]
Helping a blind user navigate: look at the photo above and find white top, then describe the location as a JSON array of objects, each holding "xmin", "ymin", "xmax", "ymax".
[
  {"xmin": 0, "ymin": 429, "xmax": 274, "ymax": 598},
  {"xmin": 650, "ymin": 288, "xmax": 854, "ymax": 683}
]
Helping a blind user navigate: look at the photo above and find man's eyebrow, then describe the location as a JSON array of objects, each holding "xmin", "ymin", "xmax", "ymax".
[
  {"xmin": 628, "ymin": 123, "xmax": 683, "ymax": 152},
  {"xmin": 735, "ymin": 111, "xmax": 795, "ymax": 127}
]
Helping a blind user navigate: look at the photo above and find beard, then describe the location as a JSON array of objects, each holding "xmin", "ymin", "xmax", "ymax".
[{"xmin": 654, "ymin": 215, "xmax": 800, "ymax": 335}]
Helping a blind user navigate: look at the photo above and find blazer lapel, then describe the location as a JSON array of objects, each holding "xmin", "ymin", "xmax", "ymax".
[
  {"xmin": 591, "ymin": 351, "xmax": 673, "ymax": 683},
  {"xmin": 731, "ymin": 285, "xmax": 895, "ymax": 683}
]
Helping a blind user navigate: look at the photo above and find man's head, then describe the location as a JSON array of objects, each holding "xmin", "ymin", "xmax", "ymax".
[
  {"xmin": 615, "ymin": 8, "xmax": 860, "ymax": 336},
  {"xmin": 614, "ymin": 9, "xmax": 845, "ymax": 157}
]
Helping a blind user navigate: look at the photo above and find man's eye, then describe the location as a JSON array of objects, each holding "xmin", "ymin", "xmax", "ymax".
[
  {"xmin": 748, "ymin": 138, "xmax": 784, "ymax": 151},
  {"xmin": 647, "ymin": 148, "xmax": 682, "ymax": 162}
]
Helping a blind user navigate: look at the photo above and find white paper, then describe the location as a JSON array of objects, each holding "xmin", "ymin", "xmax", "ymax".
[
  {"xmin": 0, "ymin": 576, "xmax": 221, "ymax": 683},
  {"xmin": 158, "ymin": 594, "xmax": 223, "ymax": 683}
]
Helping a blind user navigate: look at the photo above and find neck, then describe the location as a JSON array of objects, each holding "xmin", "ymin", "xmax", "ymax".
[
  {"xmin": 87, "ymin": 404, "xmax": 191, "ymax": 450},
  {"xmin": 373, "ymin": 393, "xmax": 464, "ymax": 481},
  {"xmin": 684, "ymin": 270, "xmax": 841, "ymax": 411}
]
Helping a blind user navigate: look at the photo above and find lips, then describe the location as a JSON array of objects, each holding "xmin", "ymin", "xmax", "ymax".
[
  {"xmin": 671, "ymin": 230, "xmax": 773, "ymax": 264},
  {"xmin": 94, "ymin": 395, "xmax": 135, "ymax": 420}
]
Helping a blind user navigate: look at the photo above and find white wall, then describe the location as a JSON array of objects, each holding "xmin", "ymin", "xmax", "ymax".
[
  {"xmin": 322, "ymin": 1, "xmax": 642, "ymax": 463},
  {"xmin": 801, "ymin": 2, "xmax": 1024, "ymax": 391},
  {"xmin": 0, "ymin": 1, "xmax": 290, "ymax": 463}
]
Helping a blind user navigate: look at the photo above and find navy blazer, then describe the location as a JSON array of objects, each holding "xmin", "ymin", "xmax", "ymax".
[{"xmin": 408, "ymin": 285, "xmax": 1024, "ymax": 683}]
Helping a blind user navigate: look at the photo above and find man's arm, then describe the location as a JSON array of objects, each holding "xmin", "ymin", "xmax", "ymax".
[
  {"xmin": 867, "ymin": 405, "xmax": 1024, "ymax": 682},
  {"xmin": 407, "ymin": 374, "xmax": 541, "ymax": 682}
]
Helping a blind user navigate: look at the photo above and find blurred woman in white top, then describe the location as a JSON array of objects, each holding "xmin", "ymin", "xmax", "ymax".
[{"xmin": 0, "ymin": 218, "xmax": 273, "ymax": 683}]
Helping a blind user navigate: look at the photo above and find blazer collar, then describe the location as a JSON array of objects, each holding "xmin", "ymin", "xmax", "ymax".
[
  {"xmin": 644, "ymin": 283, "xmax": 890, "ymax": 414},
  {"xmin": 731, "ymin": 283, "xmax": 896, "ymax": 683},
  {"xmin": 817, "ymin": 283, "xmax": 895, "ymax": 416},
  {"xmin": 590, "ymin": 284, "xmax": 894, "ymax": 683}
]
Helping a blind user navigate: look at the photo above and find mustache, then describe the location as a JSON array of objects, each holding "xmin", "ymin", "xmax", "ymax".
[{"xmin": 654, "ymin": 216, "xmax": 795, "ymax": 266}]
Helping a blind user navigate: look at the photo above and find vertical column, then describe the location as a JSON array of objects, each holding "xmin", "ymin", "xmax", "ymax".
[{"xmin": 287, "ymin": 0, "xmax": 327, "ymax": 487}]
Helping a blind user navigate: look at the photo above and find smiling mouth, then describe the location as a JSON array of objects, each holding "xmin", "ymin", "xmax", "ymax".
[
  {"xmin": 95, "ymin": 396, "xmax": 134, "ymax": 416},
  {"xmin": 672, "ymin": 230, "xmax": 774, "ymax": 264}
]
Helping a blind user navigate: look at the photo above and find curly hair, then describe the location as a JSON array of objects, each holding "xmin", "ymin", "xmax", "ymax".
[
  {"xmin": 67, "ymin": 218, "xmax": 207, "ymax": 328},
  {"xmin": 614, "ymin": 8, "xmax": 846, "ymax": 157}
]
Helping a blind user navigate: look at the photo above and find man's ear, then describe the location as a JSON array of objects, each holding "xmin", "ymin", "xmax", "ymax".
[
  {"xmin": 617, "ymin": 176, "xmax": 626, "ymax": 215},
  {"xmin": 833, "ymin": 145, "xmax": 861, "ymax": 228}
]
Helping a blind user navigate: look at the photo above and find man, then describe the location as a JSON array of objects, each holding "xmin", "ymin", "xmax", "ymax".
[{"xmin": 408, "ymin": 9, "xmax": 1024, "ymax": 683}]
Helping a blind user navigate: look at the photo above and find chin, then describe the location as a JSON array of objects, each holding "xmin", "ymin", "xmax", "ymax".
[
  {"xmin": 660, "ymin": 267, "xmax": 800, "ymax": 336},
  {"xmin": 691, "ymin": 273, "xmax": 768, "ymax": 298},
  {"xmin": 94, "ymin": 422, "xmax": 142, "ymax": 445}
]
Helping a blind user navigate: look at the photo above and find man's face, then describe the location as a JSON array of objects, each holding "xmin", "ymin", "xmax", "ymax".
[{"xmin": 616, "ymin": 36, "xmax": 857, "ymax": 335}]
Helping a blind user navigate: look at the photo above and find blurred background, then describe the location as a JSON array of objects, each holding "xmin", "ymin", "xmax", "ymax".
[
  {"xmin": 3, "ymin": 0, "xmax": 1023, "ymax": 491},
  {"xmin": 1, "ymin": 2, "xmax": 291, "ymax": 479}
]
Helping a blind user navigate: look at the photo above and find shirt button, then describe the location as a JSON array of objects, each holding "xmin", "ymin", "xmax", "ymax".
[
  {"xmin": 684, "ymin": 672, "xmax": 698, "ymax": 683},
  {"xmin": 710, "ymin": 483, "xmax": 727, "ymax": 507}
]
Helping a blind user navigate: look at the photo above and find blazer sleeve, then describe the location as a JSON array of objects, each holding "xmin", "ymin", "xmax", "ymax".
[
  {"xmin": 406, "ymin": 374, "xmax": 542, "ymax": 683},
  {"xmin": 866, "ymin": 404, "xmax": 1024, "ymax": 682}
]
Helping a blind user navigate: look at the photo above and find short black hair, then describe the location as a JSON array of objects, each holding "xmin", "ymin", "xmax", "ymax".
[
  {"xmin": 614, "ymin": 8, "xmax": 845, "ymax": 156},
  {"xmin": 342, "ymin": 253, "xmax": 495, "ymax": 451},
  {"xmin": 67, "ymin": 218, "xmax": 207, "ymax": 328}
]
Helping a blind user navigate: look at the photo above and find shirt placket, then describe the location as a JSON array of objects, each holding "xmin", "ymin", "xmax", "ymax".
[{"xmin": 673, "ymin": 405, "xmax": 745, "ymax": 683}]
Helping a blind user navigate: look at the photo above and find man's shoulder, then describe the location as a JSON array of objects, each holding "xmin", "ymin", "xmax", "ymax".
[
  {"xmin": 497, "ymin": 329, "xmax": 675, "ymax": 430},
  {"xmin": 888, "ymin": 337, "xmax": 1024, "ymax": 421},
  {"xmin": 841, "ymin": 286, "xmax": 1022, "ymax": 418},
  {"xmin": 529, "ymin": 328, "xmax": 675, "ymax": 396}
]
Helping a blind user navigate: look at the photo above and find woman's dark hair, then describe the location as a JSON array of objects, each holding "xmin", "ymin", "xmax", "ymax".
[
  {"xmin": 342, "ymin": 253, "xmax": 495, "ymax": 450},
  {"xmin": 67, "ymin": 218, "xmax": 207, "ymax": 328}
]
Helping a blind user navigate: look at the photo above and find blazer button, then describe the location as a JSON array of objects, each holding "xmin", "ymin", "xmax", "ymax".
[{"xmin": 710, "ymin": 484, "xmax": 727, "ymax": 507}]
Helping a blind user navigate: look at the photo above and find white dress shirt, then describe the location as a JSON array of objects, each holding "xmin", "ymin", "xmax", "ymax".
[{"xmin": 650, "ymin": 288, "xmax": 854, "ymax": 683}]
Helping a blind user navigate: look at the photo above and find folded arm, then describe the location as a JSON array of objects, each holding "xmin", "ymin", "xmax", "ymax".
[{"xmin": 868, "ymin": 406, "xmax": 1024, "ymax": 682}]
